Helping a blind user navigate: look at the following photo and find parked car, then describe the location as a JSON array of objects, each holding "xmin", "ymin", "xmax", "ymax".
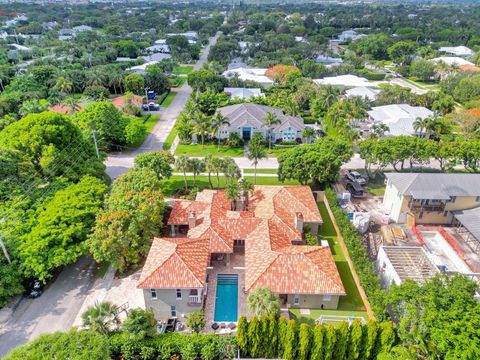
[
  {"xmin": 142, "ymin": 102, "xmax": 160, "ymax": 111},
  {"xmin": 345, "ymin": 170, "xmax": 366, "ymax": 185},
  {"xmin": 25, "ymin": 279, "xmax": 44, "ymax": 298},
  {"xmin": 346, "ymin": 180, "xmax": 365, "ymax": 198}
]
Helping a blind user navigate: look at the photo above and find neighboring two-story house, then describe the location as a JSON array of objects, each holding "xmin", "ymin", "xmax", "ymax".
[
  {"xmin": 217, "ymin": 103, "xmax": 304, "ymax": 142},
  {"xmin": 383, "ymin": 173, "xmax": 480, "ymax": 224}
]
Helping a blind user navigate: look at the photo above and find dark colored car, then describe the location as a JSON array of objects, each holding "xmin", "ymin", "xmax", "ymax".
[{"xmin": 26, "ymin": 279, "xmax": 44, "ymax": 298}]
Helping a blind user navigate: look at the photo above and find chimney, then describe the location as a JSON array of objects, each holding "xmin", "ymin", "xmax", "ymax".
[
  {"xmin": 188, "ymin": 211, "xmax": 196, "ymax": 229},
  {"xmin": 237, "ymin": 195, "xmax": 246, "ymax": 211},
  {"xmin": 294, "ymin": 212, "xmax": 304, "ymax": 233}
]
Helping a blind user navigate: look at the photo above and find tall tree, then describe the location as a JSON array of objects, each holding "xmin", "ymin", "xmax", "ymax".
[
  {"xmin": 210, "ymin": 111, "xmax": 230, "ymax": 149},
  {"xmin": 175, "ymin": 156, "xmax": 190, "ymax": 191},
  {"xmin": 225, "ymin": 182, "xmax": 240, "ymax": 211},
  {"xmin": 192, "ymin": 111, "xmax": 211, "ymax": 149},
  {"xmin": 263, "ymin": 112, "xmax": 281, "ymax": 149},
  {"xmin": 247, "ymin": 140, "xmax": 267, "ymax": 185},
  {"xmin": 134, "ymin": 151, "xmax": 174, "ymax": 180}
]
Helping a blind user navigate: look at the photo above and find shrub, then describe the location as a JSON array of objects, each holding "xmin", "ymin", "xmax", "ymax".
[
  {"xmin": 124, "ymin": 118, "xmax": 147, "ymax": 146},
  {"xmin": 186, "ymin": 311, "xmax": 206, "ymax": 333},
  {"xmin": 305, "ymin": 232, "xmax": 318, "ymax": 246},
  {"xmin": 226, "ymin": 132, "xmax": 243, "ymax": 147},
  {"xmin": 298, "ymin": 323, "xmax": 312, "ymax": 360}
]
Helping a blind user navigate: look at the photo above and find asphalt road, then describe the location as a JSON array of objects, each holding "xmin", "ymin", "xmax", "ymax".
[
  {"xmin": 0, "ymin": 256, "xmax": 96, "ymax": 357},
  {"xmin": 105, "ymin": 33, "xmax": 220, "ymax": 180}
]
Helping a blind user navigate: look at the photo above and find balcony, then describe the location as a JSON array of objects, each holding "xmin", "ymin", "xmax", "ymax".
[
  {"xmin": 409, "ymin": 204, "xmax": 445, "ymax": 212},
  {"xmin": 188, "ymin": 295, "xmax": 202, "ymax": 306}
]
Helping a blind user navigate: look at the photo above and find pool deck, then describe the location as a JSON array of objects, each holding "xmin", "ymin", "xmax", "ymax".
[{"xmin": 204, "ymin": 252, "xmax": 247, "ymax": 331}]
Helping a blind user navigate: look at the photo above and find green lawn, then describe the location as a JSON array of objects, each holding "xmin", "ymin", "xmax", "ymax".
[
  {"xmin": 366, "ymin": 174, "xmax": 386, "ymax": 197},
  {"xmin": 163, "ymin": 126, "xmax": 178, "ymax": 151},
  {"xmin": 160, "ymin": 91, "xmax": 177, "ymax": 108},
  {"xmin": 175, "ymin": 143, "xmax": 244, "ymax": 157},
  {"xmin": 289, "ymin": 309, "xmax": 369, "ymax": 327},
  {"xmin": 168, "ymin": 77, "xmax": 186, "ymax": 88},
  {"xmin": 243, "ymin": 168, "xmax": 278, "ymax": 174},
  {"xmin": 266, "ymin": 146, "xmax": 297, "ymax": 158},
  {"xmin": 288, "ymin": 202, "xmax": 367, "ymax": 325},
  {"xmin": 141, "ymin": 114, "xmax": 160, "ymax": 133},
  {"xmin": 173, "ymin": 65, "xmax": 194, "ymax": 75}
]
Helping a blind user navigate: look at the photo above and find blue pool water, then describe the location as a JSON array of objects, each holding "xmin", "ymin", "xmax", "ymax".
[{"xmin": 213, "ymin": 274, "xmax": 238, "ymax": 322}]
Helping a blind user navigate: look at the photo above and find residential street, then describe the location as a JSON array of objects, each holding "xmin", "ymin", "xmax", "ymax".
[
  {"xmin": 105, "ymin": 33, "xmax": 220, "ymax": 179},
  {"xmin": 0, "ymin": 256, "xmax": 96, "ymax": 357}
]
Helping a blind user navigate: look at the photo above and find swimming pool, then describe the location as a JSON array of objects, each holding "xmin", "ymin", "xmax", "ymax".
[{"xmin": 213, "ymin": 274, "xmax": 238, "ymax": 322}]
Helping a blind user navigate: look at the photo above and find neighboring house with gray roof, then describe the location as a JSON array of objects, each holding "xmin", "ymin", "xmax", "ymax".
[
  {"xmin": 345, "ymin": 86, "xmax": 379, "ymax": 101},
  {"xmin": 368, "ymin": 104, "xmax": 433, "ymax": 137},
  {"xmin": 217, "ymin": 103, "xmax": 304, "ymax": 142},
  {"xmin": 454, "ymin": 207, "xmax": 480, "ymax": 253},
  {"xmin": 383, "ymin": 173, "xmax": 480, "ymax": 224},
  {"xmin": 223, "ymin": 87, "xmax": 264, "ymax": 100}
]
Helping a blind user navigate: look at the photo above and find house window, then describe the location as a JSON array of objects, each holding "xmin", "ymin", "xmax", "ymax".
[
  {"xmin": 419, "ymin": 212, "xmax": 424, "ymax": 219},
  {"xmin": 448, "ymin": 196, "xmax": 456, "ymax": 203},
  {"xmin": 176, "ymin": 289, "xmax": 182, "ymax": 300},
  {"xmin": 190, "ymin": 289, "xmax": 198, "ymax": 296},
  {"xmin": 444, "ymin": 211, "xmax": 449, "ymax": 217},
  {"xmin": 476, "ymin": 196, "xmax": 480, "ymax": 202},
  {"xmin": 170, "ymin": 306, "xmax": 177, "ymax": 317},
  {"xmin": 323, "ymin": 295, "xmax": 332, "ymax": 301},
  {"xmin": 293, "ymin": 294, "xmax": 300, "ymax": 305},
  {"xmin": 150, "ymin": 289, "xmax": 157, "ymax": 299}
]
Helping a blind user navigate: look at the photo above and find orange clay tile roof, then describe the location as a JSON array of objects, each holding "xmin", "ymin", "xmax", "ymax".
[
  {"xmin": 111, "ymin": 94, "xmax": 144, "ymax": 110},
  {"xmin": 459, "ymin": 64, "xmax": 480, "ymax": 72},
  {"xmin": 140, "ymin": 186, "xmax": 345, "ymax": 295},
  {"xmin": 137, "ymin": 237, "xmax": 209, "ymax": 289}
]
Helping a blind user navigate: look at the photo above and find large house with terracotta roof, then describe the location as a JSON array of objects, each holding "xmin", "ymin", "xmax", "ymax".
[{"xmin": 138, "ymin": 186, "xmax": 346, "ymax": 321}]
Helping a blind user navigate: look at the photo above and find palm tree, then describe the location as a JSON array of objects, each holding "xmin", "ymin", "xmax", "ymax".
[
  {"xmin": 188, "ymin": 158, "xmax": 205, "ymax": 186},
  {"xmin": 239, "ymin": 178, "xmax": 254, "ymax": 209},
  {"xmin": 226, "ymin": 182, "xmax": 240, "ymax": 211},
  {"xmin": 62, "ymin": 96, "xmax": 82, "ymax": 116},
  {"xmin": 192, "ymin": 112, "xmax": 211, "ymax": 149},
  {"xmin": 223, "ymin": 158, "xmax": 241, "ymax": 184},
  {"xmin": 210, "ymin": 111, "xmax": 230, "ymax": 149},
  {"xmin": 81, "ymin": 301, "xmax": 120, "ymax": 335},
  {"xmin": 370, "ymin": 123, "xmax": 390, "ymax": 138},
  {"xmin": 175, "ymin": 156, "xmax": 190, "ymax": 192},
  {"xmin": 246, "ymin": 287, "xmax": 281, "ymax": 317},
  {"xmin": 263, "ymin": 112, "xmax": 281, "ymax": 149},
  {"xmin": 247, "ymin": 140, "xmax": 267, "ymax": 185},
  {"xmin": 302, "ymin": 127, "xmax": 315, "ymax": 143},
  {"xmin": 109, "ymin": 71, "xmax": 124, "ymax": 94},
  {"xmin": 413, "ymin": 117, "xmax": 427, "ymax": 137},
  {"xmin": 283, "ymin": 98, "xmax": 300, "ymax": 117},
  {"xmin": 55, "ymin": 76, "xmax": 73, "ymax": 94},
  {"xmin": 211, "ymin": 156, "xmax": 224, "ymax": 189},
  {"xmin": 204, "ymin": 155, "xmax": 215, "ymax": 189}
]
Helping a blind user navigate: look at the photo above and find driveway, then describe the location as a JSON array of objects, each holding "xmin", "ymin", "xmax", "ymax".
[
  {"xmin": 105, "ymin": 33, "xmax": 220, "ymax": 179},
  {"xmin": 0, "ymin": 256, "xmax": 96, "ymax": 357}
]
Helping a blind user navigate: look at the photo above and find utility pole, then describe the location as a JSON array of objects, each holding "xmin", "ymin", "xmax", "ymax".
[
  {"xmin": 0, "ymin": 217, "xmax": 10, "ymax": 264},
  {"xmin": 91, "ymin": 130, "xmax": 100, "ymax": 159}
]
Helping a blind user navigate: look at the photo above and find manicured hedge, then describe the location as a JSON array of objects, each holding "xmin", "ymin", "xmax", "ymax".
[
  {"xmin": 237, "ymin": 315, "xmax": 396, "ymax": 360},
  {"xmin": 325, "ymin": 188, "xmax": 385, "ymax": 317},
  {"xmin": 353, "ymin": 69, "xmax": 386, "ymax": 81},
  {"xmin": 108, "ymin": 332, "xmax": 236, "ymax": 360}
]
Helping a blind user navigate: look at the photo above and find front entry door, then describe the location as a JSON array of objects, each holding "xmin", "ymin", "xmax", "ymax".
[{"xmin": 242, "ymin": 127, "xmax": 251, "ymax": 141}]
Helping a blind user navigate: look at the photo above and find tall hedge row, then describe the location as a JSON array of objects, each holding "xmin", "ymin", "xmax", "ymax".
[
  {"xmin": 237, "ymin": 315, "xmax": 396, "ymax": 360},
  {"xmin": 325, "ymin": 188, "xmax": 385, "ymax": 317}
]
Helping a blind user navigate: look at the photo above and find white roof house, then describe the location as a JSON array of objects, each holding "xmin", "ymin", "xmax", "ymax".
[
  {"xmin": 313, "ymin": 75, "xmax": 378, "ymax": 88},
  {"xmin": 223, "ymin": 68, "xmax": 274, "ymax": 87},
  {"xmin": 223, "ymin": 87, "xmax": 264, "ymax": 100},
  {"xmin": 154, "ymin": 39, "xmax": 167, "ymax": 45},
  {"xmin": 73, "ymin": 25, "xmax": 93, "ymax": 33},
  {"xmin": 439, "ymin": 46, "xmax": 473, "ymax": 57},
  {"xmin": 429, "ymin": 57, "xmax": 475, "ymax": 67},
  {"xmin": 128, "ymin": 61, "xmax": 159, "ymax": 75},
  {"xmin": 345, "ymin": 86, "xmax": 379, "ymax": 101},
  {"xmin": 338, "ymin": 30, "xmax": 366, "ymax": 42},
  {"xmin": 367, "ymin": 104, "xmax": 433, "ymax": 137},
  {"xmin": 145, "ymin": 44, "xmax": 170, "ymax": 53},
  {"xmin": 8, "ymin": 44, "xmax": 31, "ymax": 52}
]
